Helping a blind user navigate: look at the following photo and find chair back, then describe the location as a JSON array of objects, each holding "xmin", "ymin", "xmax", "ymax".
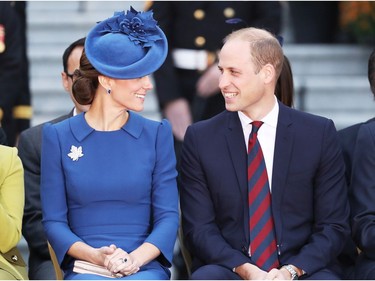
[
  {"xmin": 47, "ymin": 242, "xmax": 64, "ymax": 280},
  {"xmin": 178, "ymin": 224, "xmax": 192, "ymax": 277}
]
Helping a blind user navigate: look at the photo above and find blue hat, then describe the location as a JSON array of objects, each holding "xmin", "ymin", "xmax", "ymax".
[{"xmin": 85, "ymin": 6, "xmax": 168, "ymax": 79}]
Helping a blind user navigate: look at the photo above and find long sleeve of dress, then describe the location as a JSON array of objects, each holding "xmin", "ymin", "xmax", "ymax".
[
  {"xmin": 144, "ymin": 119, "xmax": 179, "ymax": 266},
  {"xmin": 40, "ymin": 123, "xmax": 83, "ymax": 265}
]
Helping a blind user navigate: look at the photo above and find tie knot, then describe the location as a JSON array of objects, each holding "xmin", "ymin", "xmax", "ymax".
[{"xmin": 251, "ymin": 121, "xmax": 263, "ymax": 134}]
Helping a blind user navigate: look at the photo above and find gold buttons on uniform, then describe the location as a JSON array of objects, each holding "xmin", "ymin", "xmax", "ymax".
[
  {"xmin": 195, "ymin": 36, "xmax": 206, "ymax": 47},
  {"xmin": 223, "ymin": 7, "xmax": 235, "ymax": 18},
  {"xmin": 194, "ymin": 9, "xmax": 205, "ymax": 20}
]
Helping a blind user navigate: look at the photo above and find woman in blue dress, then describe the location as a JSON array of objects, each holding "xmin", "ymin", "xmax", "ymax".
[{"xmin": 40, "ymin": 7, "xmax": 179, "ymax": 280}]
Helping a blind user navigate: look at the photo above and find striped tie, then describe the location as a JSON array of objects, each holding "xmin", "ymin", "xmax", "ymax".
[{"xmin": 247, "ymin": 121, "xmax": 279, "ymax": 271}]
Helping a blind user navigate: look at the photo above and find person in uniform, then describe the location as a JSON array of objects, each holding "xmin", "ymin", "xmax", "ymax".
[
  {"xmin": 0, "ymin": 1, "xmax": 31, "ymax": 146},
  {"xmin": 146, "ymin": 1, "xmax": 282, "ymax": 158},
  {"xmin": 11, "ymin": 1, "xmax": 32, "ymax": 146},
  {"xmin": 0, "ymin": 125, "xmax": 7, "ymax": 145}
]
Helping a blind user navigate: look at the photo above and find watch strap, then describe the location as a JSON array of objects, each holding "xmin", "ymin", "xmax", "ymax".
[{"xmin": 283, "ymin": 264, "xmax": 299, "ymax": 280}]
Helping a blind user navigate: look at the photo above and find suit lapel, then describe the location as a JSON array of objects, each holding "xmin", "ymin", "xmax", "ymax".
[
  {"xmin": 225, "ymin": 112, "xmax": 248, "ymax": 195},
  {"xmin": 272, "ymin": 103, "xmax": 294, "ymax": 240},
  {"xmin": 224, "ymin": 112, "xmax": 249, "ymax": 241}
]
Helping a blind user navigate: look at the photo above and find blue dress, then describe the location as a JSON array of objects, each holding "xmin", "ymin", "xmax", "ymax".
[{"xmin": 40, "ymin": 112, "xmax": 179, "ymax": 280}]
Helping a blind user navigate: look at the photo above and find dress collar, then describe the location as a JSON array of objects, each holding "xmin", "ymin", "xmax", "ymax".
[{"xmin": 70, "ymin": 111, "xmax": 145, "ymax": 142}]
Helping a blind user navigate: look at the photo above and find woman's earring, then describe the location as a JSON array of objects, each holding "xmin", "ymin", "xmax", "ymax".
[{"xmin": 107, "ymin": 88, "xmax": 111, "ymax": 94}]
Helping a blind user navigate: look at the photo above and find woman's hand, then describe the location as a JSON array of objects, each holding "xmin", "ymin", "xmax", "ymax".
[
  {"xmin": 104, "ymin": 247, "xmax": 140, "ymax": 276},
  {"xmin": 67, "ymin": 242, "xmax": 117, "ymax": 266},
  {"xmin": 95, "ymin": 244, "xmax": 117, "ymax": 265}
]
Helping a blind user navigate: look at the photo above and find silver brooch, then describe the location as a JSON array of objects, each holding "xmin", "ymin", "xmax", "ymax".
[{"xmin": 68, "ymin": 145, "xmax": 84, "ymax": 161}]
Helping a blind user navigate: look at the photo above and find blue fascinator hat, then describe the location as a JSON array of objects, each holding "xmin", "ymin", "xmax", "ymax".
[{"xmin": 85, "ymin": 6, "xmax": 168, "ymax": 79}]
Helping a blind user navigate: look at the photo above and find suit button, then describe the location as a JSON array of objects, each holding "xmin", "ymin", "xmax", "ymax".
[
  {"xmin": 195, "ymin": 36, "xmax": 206, "ymax": 47},
  {"xmin": 194, "ymin": 9, "xmax": 205, "ymax": 20},
  {"xmin": 223, "ymin": 7, "xmax": 235, "ymax": 18}
]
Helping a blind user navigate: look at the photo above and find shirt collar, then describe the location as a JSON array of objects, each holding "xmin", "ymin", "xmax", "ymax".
[{"xmin": 238, "ymin": 97, "xmax": 279, "ymax": 129}]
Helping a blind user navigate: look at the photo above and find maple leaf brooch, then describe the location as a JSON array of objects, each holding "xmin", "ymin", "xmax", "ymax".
[{"xmin": 68, "ymin": 145, "xmax": 84, "ymax": 161}]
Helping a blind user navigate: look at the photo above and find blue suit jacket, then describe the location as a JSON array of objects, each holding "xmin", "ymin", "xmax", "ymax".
[
  {"xmin": 351, "ymin": 121, "xmax": 375, "ymax": 254},
  {"xmin": 19, "ymin": 111, "xmax": 72, "ymax": 279},
  {"xmin": 350, "ymin": 121, "xmax": 375, "ymax": 279},
  {"xmin": 338, "ymin": 117, "xmax": 375, "ymax": 186},
  {"xmin": 180, "ymin": 102, "xmax": 350, "ymax": 277},
  {"xmin": 336, "ymin": 118, "xmax": 375, "ymax": 278}
]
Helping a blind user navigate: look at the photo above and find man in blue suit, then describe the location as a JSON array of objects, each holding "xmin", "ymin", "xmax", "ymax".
[
  {"xmin": 336, "ymin": 48, "xmax": 375, "ymax": 279},
  {"xmin": 351, "ymin": 112, "xmax": 375, "ymax": 280},
  {"xmin": 338, "ymin": 48, "xmax": 375, "ymax": 187},
  {"xmin": 346, "ymin": 48, "xmax": 375, "ymax": 280},
  {"xmin": 180, "ymin": 27, "xmax": 350, "ymax": 280}
]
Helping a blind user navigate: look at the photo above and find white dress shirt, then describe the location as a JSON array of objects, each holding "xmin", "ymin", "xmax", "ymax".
[{"xmin": 238, "ymin": 98, "xmax": 279, "ymax": 191}]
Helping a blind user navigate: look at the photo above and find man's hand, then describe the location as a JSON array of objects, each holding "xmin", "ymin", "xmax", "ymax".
[
  {"xmin": 234, "ymin": 263, "xmax": 268, "ymax": 280},
  {"xmin": 264, "ymin": 267, "xmax": 291, "ymax": 280},
  {"xmin": 196, "ymin": 63, "xmax": 220, "ymax": 98},
  {"xmin": 163, "ymin": 98, "xmax": 192, "ymax": 141},
  {"xmin": 234, "ymin": 263, "xmax": 299, "ymax": 280}
]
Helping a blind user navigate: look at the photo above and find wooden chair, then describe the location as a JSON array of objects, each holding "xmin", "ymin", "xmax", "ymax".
[{"xmin": 47, "ymin": 242, "xmax": 64, "ymax": 280}]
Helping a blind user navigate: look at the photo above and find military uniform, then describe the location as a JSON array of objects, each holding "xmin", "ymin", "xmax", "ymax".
[
  {"xmin": 0, "ymin": 1, "xmax": 31, "ymax": 146},
  {"xmin": 0, "ymin": 127, "xmax": 7, "ymax": 145},
  {"xmin": 147, "ymin": 1, "xmax": 282, "ymax": 121}
]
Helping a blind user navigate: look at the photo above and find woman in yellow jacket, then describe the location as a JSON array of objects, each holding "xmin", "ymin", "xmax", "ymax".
[{"xmin": 0, "ymin": 144, "xmax": 27, "ymax": 280}]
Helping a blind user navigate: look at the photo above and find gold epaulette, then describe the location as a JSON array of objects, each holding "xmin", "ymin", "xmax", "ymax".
[{"xmin": 13, "ymin": 105, "xmax": 32, "ymax": 120}]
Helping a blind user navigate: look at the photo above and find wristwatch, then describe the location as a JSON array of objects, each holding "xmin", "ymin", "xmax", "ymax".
[{"xmin": 283, "ymin": 264, "xmax": 298, "ymax": 280}]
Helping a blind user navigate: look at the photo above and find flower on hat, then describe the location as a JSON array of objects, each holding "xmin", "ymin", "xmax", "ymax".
[
  {"xmin": 100, "ymin": 6, "xmax": 162, "ymax": 48},
  {"xmin": 85, "ymin": 6, "xmax": 168, "ymax": 79}
]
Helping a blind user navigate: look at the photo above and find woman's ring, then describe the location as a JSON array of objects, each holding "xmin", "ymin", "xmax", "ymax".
[{"xmin": 119, "ymin": 258, "xmax": 127, "ymax": 263}]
